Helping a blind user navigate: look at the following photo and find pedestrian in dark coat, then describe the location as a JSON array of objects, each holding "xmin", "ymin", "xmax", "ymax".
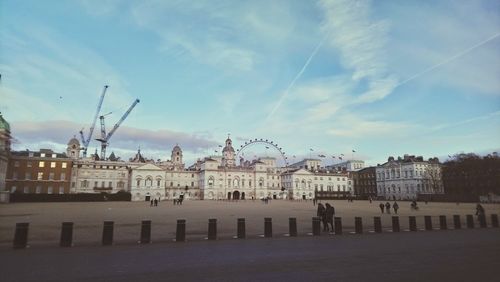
[
  {"xmin": 317, "ymin": 203, "xmax": 326, "ymax": 231},
  {"xmin": 385, "ymin": 202, "xmax": 391, "ymax": 214},
  {"xmin": 393, "ymin": 202, "xmax": 399, "ymax": 214},
  {"xmin": 379, "ymin": 203, "xmax": 385, "ymax": 213},
  {"xmin": 154, "ymin": 198, "xmax": 158, "ymax": 207},
  {"xmin": 150, "ymin": 199, "xmax": 153, "ymax": 207},
  {"xmin": 325, "ymin": 203, "xmax": 335, "ymax": 231}
]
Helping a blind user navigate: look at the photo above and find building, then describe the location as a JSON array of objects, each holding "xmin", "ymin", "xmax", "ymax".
[
  {"xmin": 328, "ymin": 160, "xmax": 365, "ymax": 172},
  {"xmin": 289, "ymin": 159, "xmax": 322, "ymax": 171},
  {"xmin": 352, "ymin": 166, "xmax": 377, "ymax": 199},
  {"xmin": 0, "ymin": 113, "xmax": 11, "ymax": 193},
  {"xmin": 5, "ymin": 149, "xmax": 72, "ymax": 194},
  {"xmin": 197, "ymin": 137, "xmax": 278, "ymax": 200},
  {"xmin": 376, "ymin": 155, "xmax": 444, "ymax": 200},
  {"xmin": 281, "ymin": 168, "xmax": 352, "ymax": 200},
  {"xmin": 69, "ymin": 138, "xmax": 137, "ymax": 194}
]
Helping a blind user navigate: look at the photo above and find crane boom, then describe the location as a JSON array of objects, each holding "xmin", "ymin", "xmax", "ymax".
[
  {"xmin": 85, "ymin": 85, "xmax": 108, "ymax": 147},
  {"xmin": 106, "ymin": 99, "xmax": 140, "ymax": 141},
  {"xmin": 96, "ymin": 98, "xmax": 140, "ymax": 160}
]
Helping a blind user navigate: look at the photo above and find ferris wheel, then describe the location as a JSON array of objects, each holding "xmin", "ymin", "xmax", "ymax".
[{"xmin": 236, "ymin": 138, "xmax": 288, "ymax": 167}]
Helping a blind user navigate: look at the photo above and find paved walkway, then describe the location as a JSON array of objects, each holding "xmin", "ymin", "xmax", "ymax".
[{"xmin": 1, "ymin": 229, "xmax": 499, "ymax": 282}]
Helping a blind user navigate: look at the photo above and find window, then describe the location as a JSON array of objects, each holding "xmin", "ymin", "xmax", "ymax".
[
  {"xmin": 191, "ymin": 182, "xmax": 194, "ymax": 187},
  {"xmin": 101, "ymin": 181, "xmax": 105, "ymax": 187},
  {"xmin": 27, "ymin": 161, "xmax": 32, "ymax": 168},
  {"xmin": 14, "ymin": 161, "xmax": 19, "ymax": 167},
  {"xmin": 60, "ymin": 173, "xmax": 66, "ymax": 180},
  {"xmin": 11, "ymin": 186, "xmax": 16, "ymax": 193},
  {"xmin": 24, "ymin": 186, "xmax": 29, "ymax": 193},
  {"xmin": 94, "ymin": 181, "xmax": 98, "ymax": 188},
  {"xmin": 59, "ymin": 186, "xmax": 64, "ymax": 194},
  {"xmin": 157, "ymin": 180, "xmax": 161, "ymax": 187},
  {"xmin": 62, "ymin": 162, "xmax": 67, "ymax": 169},
  {"xmin": 36, "ymin": 186, "xmax": 41, "ymax": 194},
  {"xmin": 51, "ymin": 154, "xmax": 57, "ymax": 158},
  {"xmin": 48, "ymin": 186, "xmax": 53, "ymax": 194},
  {"xmin": 49, "ymin": 172, "xmax": 54, "ymax": 180},
  {"xmin": 136, "ymin": 179, "xmax": 141, "ymax": 187},
  {"xmin": 37, "ymin": 172, "xmax": 43, "ymax": 180},
  {"xmin": 72, "ymin": 182, "xmax": 75, "ymax": 188},
  {"xmin": 109, "ymin": 182, "xmax": 113, "ymax": 188},
  {"xmin": 39, "ymin": 161, "xmax": 45, "ymax": 168},
  {"xmin": 40, "ymin": 153, "xmax": 45, "ymax": 157},
  {"xmin": 25, "ymin": 172, "xmax": 31, "ymax": 180},
  {"xmin": 50, "ymin": 162, "xmax": 56, "ymax": 168},
  {"xmin": 12, "ymin": 172, "xmax": 18, "ymax": 180}
]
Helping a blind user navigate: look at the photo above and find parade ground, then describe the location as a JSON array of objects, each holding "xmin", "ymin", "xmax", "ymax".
[{"xmin": 1, "ymin": 200, "xmax": 499, "ymax": 248}]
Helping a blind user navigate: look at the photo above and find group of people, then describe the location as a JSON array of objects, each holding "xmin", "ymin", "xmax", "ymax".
[
  {"xmin": 150, "ymin": 198, "xmax": 160, "ymax": 207},
  {"xmin": 173, "ymin": 198, "xmax": 184, "ymax": 205},
  {"xmin": 316, "ymin": 203, "xmax": 335, "ymax": 232},
  {"xmin": 379, "ymin": 202, "xmax": 399, "ymax": 214}
]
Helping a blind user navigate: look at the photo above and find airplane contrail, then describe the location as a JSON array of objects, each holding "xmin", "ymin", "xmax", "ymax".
[
  {"xmin": 395, "ymin": 31, "xmax": 500, "ymax": 89},
  {"xmin": 266, "ymin": 34, "xmax": 328, "ymax": 121}
]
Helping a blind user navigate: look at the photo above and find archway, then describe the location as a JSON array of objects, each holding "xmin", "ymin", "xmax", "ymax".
[
  {"xmin": 233, "ymin": 190, "xmax": 240, "ymax": 200},
  {"xmin": 227, "ymin": 192, "xmax": 232, "ymax": 200},
  {"xmin": 241, "ymin": 192, "xmax": 245, "ymax": 200}
]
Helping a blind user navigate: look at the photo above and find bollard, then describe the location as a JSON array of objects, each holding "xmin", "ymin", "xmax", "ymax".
[
  {"xmin": 13, "ymin": 223, "xmax": 29, "ymax": 249},
  {"xmin": 237, "ymin": 218, "xmax": 246, "ymax": 239},
  {"xmin": 466, "ymin": 215, "xmax": 474, "ymax": 229},
  {"xmin": 334, "ymin": 217, "xmax": 342, "ymax": 235},
  {"xmin": 439, "ymin": 216, "xmax": 447, "ymax": 230},
  {"xmin": 60, "ymin": 222, "xmax": 73, "ymax": 247},
  {"xmin": 140, "ymin": 220, "xmax": 151, "ymax": 244},
  {"xmin": 208, "ymin": 219, "xmax": 217, "ymax": 240},
  {"xmin": 176, "ymin": 219, "xmax": 186, "ymax": 242},
  {"xmin": 373, "ymin": 217, "xmax": 382, "ymax": 233},
  {"xmin": 264, "ymin": 218, "xmax": 272, "ymax": 238},
  {"xmin": 102, "ymin": 221, "xmax": 114, "ymax": 246},
  {"xmin": 478, "ymin": 215, "xmax": 487, "ymax": 228},
  {"xmin": 355, "ymin": 217, "xmax": 363, "ymax": 234},
  {"xmin": 409, "ymin": 216, "xmax": 417, "ymax": 232},
  {"xmin": 491, "ymin": 214, "xmax": 499, "ymax": 228},
  {"xmin": 312, "ymin": 217, "xmax": 321, "ymax": 236},
  {"xmin": 424, "ymin": 216, "xmax": 433, "ymax": 231},
  {"xmin": 453, "ymin": 215, "xmax": 461, "ymax": 229},
  {"xmin": 392, "ymin": 216, "xmax": 400, "ymax": 232},
  {"xmin": 289, "ymin": 218, "xmax": 297, "ymax": 237}
]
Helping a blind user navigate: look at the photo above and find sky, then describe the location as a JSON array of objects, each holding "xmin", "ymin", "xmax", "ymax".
[{"xmin": 1, "ymin": 0, "xmax": 499, "ymax": 166}]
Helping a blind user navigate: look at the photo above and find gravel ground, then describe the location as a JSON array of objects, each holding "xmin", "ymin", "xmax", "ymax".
[{"xmin": 1, "ymin": 200, "xmax": 499, "ymax": 248}]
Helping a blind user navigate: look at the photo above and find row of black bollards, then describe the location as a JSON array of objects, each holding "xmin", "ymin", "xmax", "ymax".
[{"xmin": 12, "ymin": 214, "xmax": 500, "ymax": 248}]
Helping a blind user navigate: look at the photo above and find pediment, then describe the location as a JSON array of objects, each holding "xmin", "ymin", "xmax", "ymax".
[{"xmin": 135, "ymin": 163, "xmax": 163, "ymax": 171}]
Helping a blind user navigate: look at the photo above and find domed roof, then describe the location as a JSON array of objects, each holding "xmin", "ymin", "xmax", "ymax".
[
  {"xmin": 0, "ymin": 114, "xmax": 10, "ymax": 132},
  {"xmin": 67, "ymin": 136, "xmax": 80, "ymax": 146},
  {"xmin": 222, "ymin": 145, "xmax": 235, "ymax": 153},
  {"xmin": 172, "ymin": 144, "xmax": 182, "ymax": 151}
]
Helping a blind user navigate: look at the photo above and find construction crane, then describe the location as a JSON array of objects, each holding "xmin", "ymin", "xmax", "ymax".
[
  {"xmin": 79, "ymin": 85, "xmax": 108, "ymax": 158},
  {"xmin": 96, "ymin": 98, "xmax": 140, "ymax": 160}
]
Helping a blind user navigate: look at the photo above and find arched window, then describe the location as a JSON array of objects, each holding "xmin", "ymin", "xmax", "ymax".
[
  {"xmin": 145, "ymin": 177, "xmax": 153, "ymax": 187},
  {"xmin": 156, "ymin": 178, "xmax": 162, "ymax": 187},
  {"xmin": 233, "ymin": 178, "xmax": 239, "ymax": 188},
  {"xmin": 259, "ymin": 178, "xmax": 264, "ymax": 188},
  {"xmin": 136, "ymin": 178, "xmax": 141, "ymax": 187},
  {"xmin": 208, "ymin": 176, "xmax": 214, "ymax": 187},
  {"xmin": 301, "ymin": 179, "xmax": 306, "ymax": 189}
]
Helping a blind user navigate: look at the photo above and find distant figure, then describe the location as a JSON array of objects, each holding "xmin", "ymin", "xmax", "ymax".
[
  {"xmin": 411, "ymin": 200, "xmax": 419, "ymax": 211},
  {"xmin": 379, "ymin": 203, "xmax": 385, "ymax": 213},
  {"xmin": 476, "ymin": 203, "xmax": 485, "ymax": 219},
  {"xmin": 369, "ymin": 197, "xmax": 372, "ymax": 204},
  {"xmin": 313, "ymin": 198, "xmax": 317, "ymax": 206},
  {"xmin": 150, "ymin": 199, "xmax": 153, "ymax": 207},
  {"xmin": 385, "ymin": 202, "xmax": 391, "ymax": 214},
  {"xmin": 154, "ymin": 198, "xmax": 158, "ymax": 207},
  {"xmin": 317, "ymin": 203, "xmax": 327, "ymax": 231},
  {"xmin": 173, "ymin": 199, "xmax": 177, "ymax": 205},
  {"xmin": 393, "ymin": 202, "xmax": 399, "ymax": 214},
  {"xmin": 325, "ymin": 203, "xmax": 335, "ymax": 232}
]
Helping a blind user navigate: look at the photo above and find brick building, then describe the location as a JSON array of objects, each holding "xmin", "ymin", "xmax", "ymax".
[
  {"xmin": 352, "ymin": 166, "xmax": 377, "ymax": 199},
  {"xmin": 6, "ymin": 149, "xmax": 72, "ymax": 194}
]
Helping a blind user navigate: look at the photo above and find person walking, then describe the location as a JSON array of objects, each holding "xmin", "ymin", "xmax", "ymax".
[
  {"xmin": 476, "ymin": 203, "xmax": 485, "ymax": 219},
  {"xmin": 154, "ymin": 198, "xmax": 158, "ymax": 207},
  {"xmin": 379, "ymin": 203, "xmax": 385, "ymax": 214},
  {"xmin": 150, "ymin": 199, "xmax": 153, "ymax": 207},
  {"xmin": 325, "ymin": 203, "xmax": 335, "ymax": 232},
  {"xmin": 393, "ymin": 202, "xmax": 399, "ymax": 214},
  {"xmin": 317, "ymin": 203, "xmax": 327, "ymax": 231},
  {"xmin": 385, "ymin": 202, "xmax": 391, "ymax": 214}
]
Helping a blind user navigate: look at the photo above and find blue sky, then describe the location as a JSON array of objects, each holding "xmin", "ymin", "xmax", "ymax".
[{"xmin": 1, "ymin": 0, "xmax": 499, "ymax": 166}]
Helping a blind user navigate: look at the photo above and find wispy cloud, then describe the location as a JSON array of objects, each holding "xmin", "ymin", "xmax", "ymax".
[{"xmin": 319, "ymin": 0, "xmax": 397, "ymax": 103}]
